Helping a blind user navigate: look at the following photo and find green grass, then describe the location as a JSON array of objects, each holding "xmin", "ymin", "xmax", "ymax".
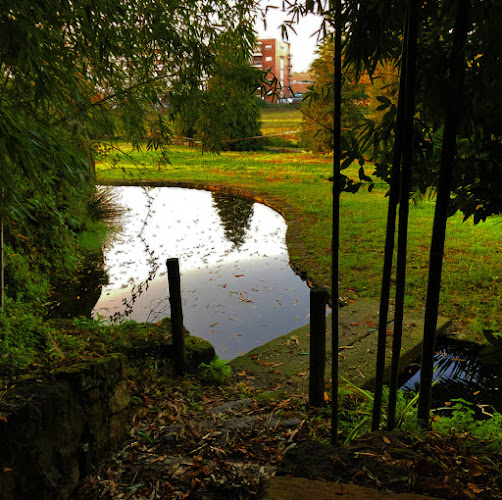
[
  {"xmin": 260, "ymin": 105, "xmax": 303, "ymax": 147},
  {"xmin": 96, "ymin": 136, "xmax": 502, "ymax": 344}
]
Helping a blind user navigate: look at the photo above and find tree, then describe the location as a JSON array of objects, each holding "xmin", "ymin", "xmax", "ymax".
[
  {"xmin": 282, "ymin": 0, "xmax": 502, "ymax": 432},
  {"xmin": 168, "ymin": 39, "xmax": 263, "ymax": 152},
  {"xmin": 0, "ymin": 0, "xmax": 257, "ymax": 305},
  {"xmin": 301, "ymin": 38, "xmax": 369, "ymax": 153}
]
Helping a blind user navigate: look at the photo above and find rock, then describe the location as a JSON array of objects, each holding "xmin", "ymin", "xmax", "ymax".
[
  {"xmin": 185, "ymin": 336, "xmax": 216, "ymax": 371},
  {"xmin": 0, "ymin": 354, "xmax": 130, "ymax": 500}
]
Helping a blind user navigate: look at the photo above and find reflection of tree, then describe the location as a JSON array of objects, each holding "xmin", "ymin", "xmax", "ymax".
[{"xmin": 211, "ymin": 193, "xmax": 254, "ymax": 249}]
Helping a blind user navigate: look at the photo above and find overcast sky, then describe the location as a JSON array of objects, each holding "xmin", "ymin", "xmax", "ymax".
[{"xmin": 254, "ymin": 2, "xmax": 323, "ymax": 73}]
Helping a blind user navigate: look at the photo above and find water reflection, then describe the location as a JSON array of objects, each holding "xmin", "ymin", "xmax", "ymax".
[
  {"xmin": 212, "ymin": 192, "xmax": 254, "ymax": 249},
  {"xmin": 93, "ymin": 186, "xmax": 311, "ymax": 360},
  {"xmin": 400, "ymin": 340, "xmax": 502, "ymax": 414}
]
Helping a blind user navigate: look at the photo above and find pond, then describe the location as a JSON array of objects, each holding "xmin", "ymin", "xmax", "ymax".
[
  {"xmin": 93, "ymin": 186, "xmax": 313, "ymax": 360},
  {"xmin": 400, "ymin": 338, "xmax": 502, "ymax": 414}
]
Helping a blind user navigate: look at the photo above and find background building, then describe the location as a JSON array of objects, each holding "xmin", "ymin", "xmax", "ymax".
[
  {"xmin": 290, "ymin": 72, "xmax": 314, "ymax": 96},
  {"xmin": 253, "ymin": 39, "xmax": 292, "ymax": 102}
]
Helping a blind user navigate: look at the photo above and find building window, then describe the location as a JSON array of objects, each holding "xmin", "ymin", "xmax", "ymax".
[
  {"xmin": 265, "ymin": 56, "xmax": 272, "ymax": 62},
  {"xmin": 265, "ymin": 44, "xmax": 272, "ymax": 49}
]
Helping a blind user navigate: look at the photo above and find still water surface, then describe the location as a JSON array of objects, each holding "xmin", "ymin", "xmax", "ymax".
[{"xmin": 93, "ymin": 186, "xmax": 312, "ymax": 360}]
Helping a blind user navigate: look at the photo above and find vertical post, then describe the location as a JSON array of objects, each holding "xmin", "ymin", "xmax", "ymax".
[
  {"xmin": 331, "ymin": 0, "xmax": 342, "ymax": 446},
  {"xmin": 309, "ymin": 287, "xmax": 329, "ymax": 406},
  {"xmin": 166, "ymin": 258, "xmax": 186, "ymax": 375}
]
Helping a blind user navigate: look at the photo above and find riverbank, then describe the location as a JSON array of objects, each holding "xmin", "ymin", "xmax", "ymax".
[
  {"xmin": 230, "ymin": 298, "xmax": 451, "ymax": 398},
  {"xmin": 97, "ymin": 144, "xmax": 502, "ymax": 345}
]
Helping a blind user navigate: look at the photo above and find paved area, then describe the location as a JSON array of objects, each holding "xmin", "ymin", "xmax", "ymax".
[
  {"xmin": 263, "ymin": 476, "xmax": 441, "ymax": 499},
  {"xmin": 230, "ymin": 298, "xmax": 451, "ymax": 395}
]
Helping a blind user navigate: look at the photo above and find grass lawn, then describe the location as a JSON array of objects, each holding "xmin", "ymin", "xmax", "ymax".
[
  {"xmin": 259, "ymin": 104, "xmax": 303, "ymax": 147},
  {"xmin": 260, "ymin": 105, "xmax": 303, "ymax": 134},
  {"xmin": 97, "ymin": 139, "xmax": 502, "ymax": 344}
]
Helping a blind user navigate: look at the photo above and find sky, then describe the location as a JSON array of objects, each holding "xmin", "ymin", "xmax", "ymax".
[{"xmin": 255, "ymin": 2, "xmax": 323, "ymax": 73}]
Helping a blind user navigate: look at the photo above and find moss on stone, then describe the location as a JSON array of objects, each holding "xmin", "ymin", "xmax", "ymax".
[{"xmin": 185, "ymin": 336, "xmax": 216, "ymax": 371}]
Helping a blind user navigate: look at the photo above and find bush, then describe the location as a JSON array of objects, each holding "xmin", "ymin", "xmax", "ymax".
[{"xmin": 198, "ymin": 357, "xmax": 232, "ymax": 385}]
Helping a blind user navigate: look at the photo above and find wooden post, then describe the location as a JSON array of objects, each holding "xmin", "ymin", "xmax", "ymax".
[
  {"xmin": 309, "ymin": 287, "xmax": 329, "ymax": 406},
  {"xmin": 166, "ymin": 258, "xmax": 186, "ymax": 375}
]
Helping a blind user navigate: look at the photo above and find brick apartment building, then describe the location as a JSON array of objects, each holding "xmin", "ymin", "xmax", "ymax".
[
  {"xmin": 290, "ymin": 72, "xmax": 314, "ymax": 96},
  {"xmin": 253, "ymin": 39, "xmax": 292, "ymax": 102}
]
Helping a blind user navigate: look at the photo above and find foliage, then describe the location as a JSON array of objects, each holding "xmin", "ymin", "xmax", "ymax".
[
  {"xmin": 198, "ymin": 357, "xmax": 232, "ymax": 385},
  {"xmin": 338, "ymin": 376, "xmax": 419, "ymax": 443},
  {"xmin": 0, "ymin": 297, "xmax": 53, "ymax": 375},
  {"xmin": 343, "ymin": 0, "xmax": 502, "ymax": 221},
  {"xmin": 0, "ymin": 0, "xmax": 257, "ymax": 314},
  {"xmin": 301, "ymin": 38, "xmax": 369, "ymax": 153},
  {"xmin": 169, "ymin": 38, "xmax": 263, "ymax": 152},
  {"xmin": 432, "ymin": 399, "xmax": 502, "ymax": 451},
  {"xmin": 339, "ymin": 378, "xmax": 502, "ymax": 451}
]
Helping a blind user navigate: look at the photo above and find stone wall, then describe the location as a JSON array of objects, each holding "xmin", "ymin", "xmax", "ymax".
[{"xmin": 0, "ymin": 354, "xmax": 130, "ymax": 500}]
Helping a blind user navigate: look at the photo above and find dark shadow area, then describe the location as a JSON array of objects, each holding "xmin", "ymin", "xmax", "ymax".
[{"xmin": 400, "ymin": 338, "xmax": 502, "ymax": 415}]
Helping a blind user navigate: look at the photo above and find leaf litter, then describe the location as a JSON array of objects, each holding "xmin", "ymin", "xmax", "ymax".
[{"xmin": 72, "ymin": 371, "xmax": 502, "ymax": 499}]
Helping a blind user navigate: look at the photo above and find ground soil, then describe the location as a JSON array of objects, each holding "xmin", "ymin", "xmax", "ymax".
[{"xmin": 71, "ymin": 369, "xmax": 502, "ymax": 500}]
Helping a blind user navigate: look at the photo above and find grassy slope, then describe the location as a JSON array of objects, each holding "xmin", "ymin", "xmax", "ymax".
[{"xmin": 96, "ymin": 107, "xmax": 501, "ymax": 343}]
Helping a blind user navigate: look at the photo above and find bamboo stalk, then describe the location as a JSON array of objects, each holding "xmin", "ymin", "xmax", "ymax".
[
  {"xmin": 417, "ymin": 0, "xmax": 469, "ymax": 428},
  {"xmin": 371, "ymin": 28, "xmax": 407, "ymax": 430},
  {"xmin": 331, "ymin": 0, "xmax": 342, "ymax": 446},
  {"xmin": 387, "ymin": 0, "xmax": 419, "ymax": 431}
]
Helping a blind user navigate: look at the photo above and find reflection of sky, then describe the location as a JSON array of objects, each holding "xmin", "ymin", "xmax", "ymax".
[{"xmin": 94, "ymin": 186, "xmax": 312, "ymax": 360}]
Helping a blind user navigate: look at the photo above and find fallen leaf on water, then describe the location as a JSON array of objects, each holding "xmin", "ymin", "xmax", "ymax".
[{"xmin": 234, "ymin": 274, "xmax": 244, "ymax": 278}]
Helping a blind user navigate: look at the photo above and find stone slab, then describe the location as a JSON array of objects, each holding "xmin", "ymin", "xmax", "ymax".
[
  {"xmin": 262, "ymin": 476, "xmax": 440, "ymax": 500},
  {"xmin": 230, "ymin": 298, "xmax": 451, "ymax": 396}
]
